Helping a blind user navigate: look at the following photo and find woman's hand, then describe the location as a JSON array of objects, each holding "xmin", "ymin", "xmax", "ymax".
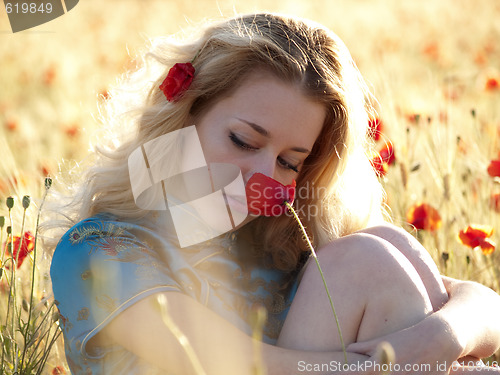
[
  {"xmin": 440, "ymin": 276, "xmax": 500, "ymax": 359},
  {"xmin": 344, "ymin": 313, "xmax": 461, "ymax": 375},
  {"xmin": 345, "ymin": 276, "xmax": 500, "ymax": 375}
]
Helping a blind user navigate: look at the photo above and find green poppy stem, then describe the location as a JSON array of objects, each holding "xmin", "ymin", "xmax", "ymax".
[{"xmin": 284, "ymin": 201, "xmax": 348, "ymax": 365}]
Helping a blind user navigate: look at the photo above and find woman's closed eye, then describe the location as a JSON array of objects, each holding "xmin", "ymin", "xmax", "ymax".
[
  {"xmin": 277, "ymin": 157, "xmax": 299, "ymax": 173},
  {"xmin": 228, "ymin": 132, "xmax": 300, "ymax": 173},
  {"xmin": 229, "ymin": 131, "xmax": 257, "ymax": 151}
]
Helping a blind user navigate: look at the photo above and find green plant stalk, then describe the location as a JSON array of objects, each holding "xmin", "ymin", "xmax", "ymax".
[
  {"xmin": 21, "ymin": 189, "xmax": 50, "ymax": 371},
  {"xmin": 250, "ymin": 305, "xmax": 267, "ymax": 375},
  {"xmin": 28, "ymin": 304, "xmax": 62, "ymax": 373},
  {"xmin": 2, "ymin": 205, "xmax": 17, "ymax": 371},
  {"xmin": 36, "ymin": 328, "xmax": 62, "ymax": 375},
  {"xmin": 27, "ymin": 300, "xmax": 55, "ymax": 351},
  {"xmin": 285, "ymin": 201, "xmax": 348, "ymax": 365},
  {"xmin": 156, "ymin": 294, "xmax": 207, "ymax": 375},
  {"xmin": 11, "ymin": 201, "xmax": 28, "ymax": 374},
  {"xmin": 0, "ymin": 217, "xmax": 5, "ymax": 268},
  {"xmin": 0, "ymin": 216, "xmax": 5, "ymax": 370},
  {"xmin": 484, "ymin": 254, "xmax": 500, "ymax": 293},
  {"xmin": 29, "ymin": 314, "xmax": 61, "ymax": 372},
  {"xmin": 15, "ymin": 205, "xmax": 27, "ymax": 272}
]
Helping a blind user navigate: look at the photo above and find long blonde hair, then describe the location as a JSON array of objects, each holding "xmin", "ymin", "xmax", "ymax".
[{"xmin": 42, "ymin": 13, "xmax": 387, "ymax": 270}]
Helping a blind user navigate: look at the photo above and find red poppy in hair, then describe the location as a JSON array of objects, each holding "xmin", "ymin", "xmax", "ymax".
[{"xmin": 160, "ymin": 63, "xmax": 195, "ymax": 102}]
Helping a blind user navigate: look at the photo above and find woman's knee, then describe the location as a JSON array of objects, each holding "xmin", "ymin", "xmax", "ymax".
[
  {"xmin": 280, "ymin": 233, "xmax": 432, "ymax": 349},
  {"xmin": 356, "ymin": 223, "xmax": 448, "ymax": 310},
  {"xmin": 313, "ymin": 233, "xmax": 434, "ymax": 339},
  {"xmin": 278, "ymin": 234, "xmax": 378, "ymax": 350},
  {"xmin": 312, "ymin": 231, "xmax": 419, "ymax": 278}
]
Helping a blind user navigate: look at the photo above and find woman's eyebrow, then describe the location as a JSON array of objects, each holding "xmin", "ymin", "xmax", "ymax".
[
  {"xmin": 236, "ymin": 118, "xmax": 311, "ymax": 154},
  {"xmin": 236, "ymin": 117, "xmax": 270, "ymax": 137}
]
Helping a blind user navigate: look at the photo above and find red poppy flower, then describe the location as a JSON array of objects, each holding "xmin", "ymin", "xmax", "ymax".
[
  {"xmin": 406, "ymin": 203, "xmax": 442, "ymax": 231},
  {"xmin": 457, "ymin": 137, "xmax": 468, "ymax": 155},
  {"xmin": 422, "ymin": 41, "xmax": 440, "ymax": 61},
  {"xmin": 40, "ymin": 164, "xmax": 51, "ymax": 176},
  {"xmin": 64, "ymin": 124, "xmax": 79, "ymax": 138},
  {"xmin": 379, "ymin": 142, "xmax": 395, "ymax": 165},
  {"xmin": 100, "ymin": 89, "xmax": 110, "ymax": 100},
  {"xmin": 458, "ymin": 225, "xmax": 496, "ymax": 255},
  {"xmin": 485, "ymin": 77, "xmax": 499, "ymax": 91},
  {"xmin": 405, "ymin": 113, "xmax": 421, "ymax": 124},
  {"xmin": 5, "ymin": 119, "xmax": 17, "ymax": 131},
  {"xmin": 479, "ymin": 239, "xmax": 496, "ymax": 255},
  {"xmin": 370, "ymin": 152, "xmax": 388, "ymax": 177},
  {"xmin": 488, "ymin": 160, "xmax": 500, "ymax": 177},
  {"xmin": 159, "ymin": 63, "xmax": 195, "ymax": 102},
  {"xmin": 474, "ymin": 51, "xmax": 487, "ymax": 66},
  {"xmin": 368, "ymin": 117, "xmax": 383, "ymax": 141},
  {"xmin": 43, "ymin": 65, "xmax": 57, "ymax": 86},
  {"xmin": 52, "ymin": 366, "xmax": 66, "ymax": 375},
  {"xmin": 4, "ymin": 231, "xmax": 35, "ymax": 268},
  {"xmin": 245, "ymin": 173, "xmax": 296, "ymax": 216}
]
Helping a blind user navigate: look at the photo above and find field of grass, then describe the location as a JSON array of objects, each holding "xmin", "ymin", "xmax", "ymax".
[{"xmin": 1, "ymin": 0, "xmax": 499, "ymax": 373}]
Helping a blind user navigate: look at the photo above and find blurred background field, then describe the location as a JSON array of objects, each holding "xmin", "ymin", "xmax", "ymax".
[{"xmin": 1, "ymin": 0, "xmax": 500, "ymax": 373}]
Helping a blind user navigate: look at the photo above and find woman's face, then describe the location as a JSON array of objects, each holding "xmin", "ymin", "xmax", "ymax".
[
  {"xmin": 174, "ymin": 70, "xmax": 326, "ymax": 236},
  {"xmin": 195, "ymin": 70, "xmax": 325, "ymax": 189}
]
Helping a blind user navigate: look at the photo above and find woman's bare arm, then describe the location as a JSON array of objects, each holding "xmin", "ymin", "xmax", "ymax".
[
  {"xmin": 440, "ymin": 276, "xmax": 500, "ymax": 359},
  {"xmin": 350, "ymin": 223, "xmax": 500, "ymax": 370},
  {"xmin": 100, "ymin": 291, "xmax": 368, "ymax": 375},
  {"xmin": 370, "ymin": 224, "xmax": 500, "ymax": 358}
]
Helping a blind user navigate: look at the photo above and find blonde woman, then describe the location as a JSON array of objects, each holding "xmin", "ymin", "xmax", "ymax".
[{"xmin": 47, "ymin": 13, "xmax": 500, "ymax": 375}]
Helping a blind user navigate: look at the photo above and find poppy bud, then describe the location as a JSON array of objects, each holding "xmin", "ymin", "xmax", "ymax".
[
  {"xmin": 22, "ymin": 195, "xmax": 31, "ymax": 209},
  {"xmin": 6, "ymin": 196, "xmax": 14, "ymax": 209},
  {"xmin": 45, "ymin": 177, "xmax": 52, "ymax": 190}
]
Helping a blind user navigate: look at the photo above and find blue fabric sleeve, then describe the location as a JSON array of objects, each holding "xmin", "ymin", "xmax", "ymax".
[{"xmin": 50, "ymin": 214, "xmax": 180, "ymax": 360}]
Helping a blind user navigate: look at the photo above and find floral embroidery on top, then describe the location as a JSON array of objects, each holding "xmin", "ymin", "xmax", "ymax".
[
  {"xmin": 62, "ymin": 213, "xmax": 297, "ymax": 358},
  {"xmin": 58, "ymin": 311, "xmax": 68, "ymax": 328},
  {"xmin": 95, "ymin": 295, "xmax": 119, "ymax": 314},
  {"xmin": 77, "ymin": 307, "xmax": 89, "ymax": 321},
  {"xmin": 68, "ymin": 221, "xmax": 152, "ymax": 261},
  {"xmin": 68, "ymin": 222, "xmax": 125, "ymax": 246},
  {"xmin": 94, "ymin": 236, "xmax": 127, "ymax": 256}
]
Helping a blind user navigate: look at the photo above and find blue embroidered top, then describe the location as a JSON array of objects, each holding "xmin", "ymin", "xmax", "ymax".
[{"xmin": 50, "ymin": 212, "xmax": 299, "ymax": 374}]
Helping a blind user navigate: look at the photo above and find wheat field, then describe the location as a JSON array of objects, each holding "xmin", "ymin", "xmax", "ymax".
[{"xmin": 0, "ymin": 0, "xmax": 499, "ymax": 373}]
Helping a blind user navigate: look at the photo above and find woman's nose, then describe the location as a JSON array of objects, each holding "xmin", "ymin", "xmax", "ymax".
[{"xmin": 242, "ymin": 156, "xmax": 276, "ymax": 184}]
